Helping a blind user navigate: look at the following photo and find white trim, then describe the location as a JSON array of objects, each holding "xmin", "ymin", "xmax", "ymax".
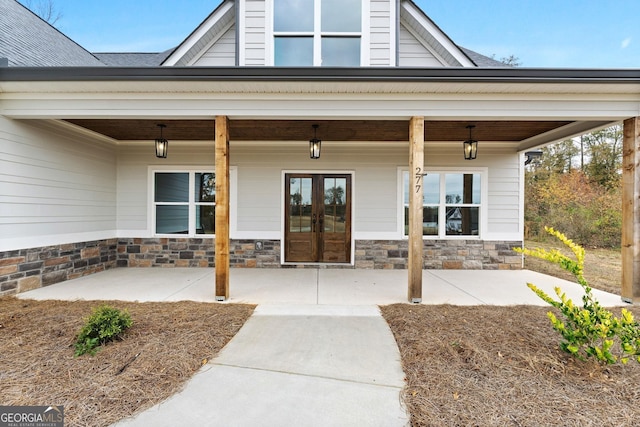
[
  {"xmin": 238, "ymin": 0, "xmax": 246, "ymax": 65},
  {"xmin": 518, "ymin": 152, "xmax": 525, "ymax": 239},
  {"xmin": 264, "ymin": 0, "xmax": 274, "ymax": 65},
  {"xmin": 398, "ymin": 166, "xmax": 489, "ymax": 240},
  {"xmin": 0, "ymin": 231, "xmax": 117, "ymax": 252},
  {"xmin": 186, "ymin": 20, "xmax": 235, "ymax": 66},
  {"xmin": 360, "ymin": 0, "xmax": 370, "ymax": 66},
  {"xmin": 269, "ymin": 0, "xmax": 367, "ymax": 66},
  {"xmin": 280, "ymin": 169, "xmax": 356, "ymax": 265},
  {"xmin": 148, "ymin": 166, "xmax": 219, "ymax": 238},
  {"xmin": 389, "ymin": 0, "xmax": 398, "ymax": 67},
  {"xmin": 163, "ymin": 1, "xmax": 235, "ymax": 66},
  {"xmin": 354, "ymin": 231, "xmax": 400, "ymax": 240},
  {"xmin": 400, "ymin": 21, "xmax": 449, "ymax": 66},
  {"xmin": 400, "ymin": 1, "xmax": 475, "ymax": 67}
]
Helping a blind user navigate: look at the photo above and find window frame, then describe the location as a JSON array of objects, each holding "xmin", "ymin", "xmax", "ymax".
[
  {"xmin": 150, "ymin": 167, "xmax": 216, "ymax": 238},
  {"xmin": 398, "ymin": 167, "xmax": 488, "ymax": 240},
  {"xmin": 269, "ymin": 0, "xmax": 368, "ymax": 66}
]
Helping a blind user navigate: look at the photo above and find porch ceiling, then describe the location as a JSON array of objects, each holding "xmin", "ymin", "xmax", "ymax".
[{"xmin": 64, "ymin": 119, "xmax": 573, "ymax": 142}]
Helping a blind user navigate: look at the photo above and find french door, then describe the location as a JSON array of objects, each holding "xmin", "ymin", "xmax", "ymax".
[{"xmin": 284, "ymin": 174, "xmax": 351, "ymax": 263}]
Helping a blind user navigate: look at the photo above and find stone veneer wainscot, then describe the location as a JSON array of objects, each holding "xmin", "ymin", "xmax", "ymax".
[{"xmin": 1, "ymin": 238, "xmax": 522, "ymax": 295}]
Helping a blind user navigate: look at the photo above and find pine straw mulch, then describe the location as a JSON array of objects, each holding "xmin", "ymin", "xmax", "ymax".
[
  {"xmin": 0, "ymin": 297, "xmax": 255, "ymax": 427},
  {"xmin": 381, "ymin": 304, "xmax": 640, "ymax": 427}
]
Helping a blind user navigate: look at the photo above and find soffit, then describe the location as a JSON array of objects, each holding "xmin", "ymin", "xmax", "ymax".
[{"xmin": 64, "ymin": 118, "xmax": 573, "ymax": 142}]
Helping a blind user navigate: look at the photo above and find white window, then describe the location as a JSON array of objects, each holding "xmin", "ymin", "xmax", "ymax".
[
  {"xmin": 402, "ymin": 170, "xmax": 484, "ymax": 238},
  {"xmin": 273, "ymin": 0, "xmax": 362, "ymax": 66},
  {"xmin": 153, "ymin": 171, "xmax": 215, "ymax": 236}
]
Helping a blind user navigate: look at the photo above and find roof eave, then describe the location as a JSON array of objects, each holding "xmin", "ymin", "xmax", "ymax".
[{"xmin": 1, "ymin": 66, "xmax": 640, "ymax": 84}]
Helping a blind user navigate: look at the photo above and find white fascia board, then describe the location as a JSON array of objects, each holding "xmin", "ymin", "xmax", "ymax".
[
  {"xmin": 163, "ymin": 1, "xmax": 235, "ymax": 66},
  {"xmin": 400, "ymin": 1, "xmax": 475, "ymax": 67},
  {"xmin": 517, "ymin": 120, "xmax": 619, "ymax": 151}
]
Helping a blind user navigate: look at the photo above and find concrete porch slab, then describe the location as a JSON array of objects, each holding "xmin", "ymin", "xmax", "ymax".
[{"xmin": 17, "ymin": 267, "xmax": 627, "ymax": 307}]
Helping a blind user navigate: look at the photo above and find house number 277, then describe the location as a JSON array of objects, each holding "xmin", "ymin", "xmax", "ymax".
[{"xmin": 415, "ymin": 167, "xmax": 422, "ymax": 193}]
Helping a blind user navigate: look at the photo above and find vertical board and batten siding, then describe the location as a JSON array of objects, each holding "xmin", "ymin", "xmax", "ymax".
[
  {"xmin": 243, "ymin": 0, "xmax": 267, "ymax": 65},
  {"xmin": 116, "ymin": 144, "xmax": 215, "ymax": 235},
  {"xmin": 398, "ymin": 24, "xmax": 445, "ymax": 67},
  {"xmin": 192, "ymin": 26, "xmax": 236, "ymax": 66},
  {"xmin": 0, "ymin": 118, "xmax": 117, "ymax": 251},
  {"xmin": 369, "ymin": 0, "xmax": 392, "ymax": 66}
]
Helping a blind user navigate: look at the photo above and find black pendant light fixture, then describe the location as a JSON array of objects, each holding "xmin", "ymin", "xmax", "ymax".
[
  {"xmin": 463, "ymin": 124, "xmax": 478, "ymax": 160},
  {"xmin": 155, "ymin": 124, "xmax": 168, "ymax": 158},
  {"xmin": 309, "ymin": 124, "xmax": 321, "ymax": 159}
]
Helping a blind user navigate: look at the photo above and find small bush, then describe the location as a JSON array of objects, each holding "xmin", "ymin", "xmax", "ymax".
[
  {"xmin": 75, "ymin": 305, "xmax": 133, "ymax": 356},
  {"xmin": 516, "ymin": 227, "xmax": 640, "ymax": 364}
]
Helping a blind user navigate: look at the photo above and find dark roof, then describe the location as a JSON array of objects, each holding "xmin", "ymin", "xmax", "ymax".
[
  {"xmin": 460, "ymin": 48, "xmax": 507, "ymax": 67},
  {"xmin": 0, "ymin": 0, "xmax": 103, "ymax": 66},
  {"xmin": 93, "ymin": 49, "xmax": 173, "ymax": 67}
]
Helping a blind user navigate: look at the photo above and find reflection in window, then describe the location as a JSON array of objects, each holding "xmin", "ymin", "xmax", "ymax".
[
  {"xmin": 321, "ymin": 37, "xmax": 360, "ymax": 66},
  {"xmin": 289, "ymin": 177, "xmax": 313, "ymax": 232},
  {"xmin": 321, "ymin": 0, "xmax": 361, "ymax": 32},
  {"xmin": 324, "ymin": 177, "xmax": 346, "ymax": 233},
  {"xmin": 274, "ymin": 0, "xmax": 313, "ymax": 32},
  {"xmin": 403, "ymin": 171, "xmax": 481, "ymax": 237},
  {"xmin": 275, "ymin": 37, "xmax": 313, "ymax": 66},
  {"xmin": 273, "ymin": 0, "xmax": 362, "ymax": 66},
  {"xmin": 154, "ymin": 171, "xmax": 215, "ymax": 236}
]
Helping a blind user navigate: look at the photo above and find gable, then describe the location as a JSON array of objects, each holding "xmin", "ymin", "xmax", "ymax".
[
  {"xmin": 162, "ymin": 0, "xmax": 235, "ymax": 66},
  {"xmin": 159, "ymin": 0, "xmax": 482, "ymax": 68},
  {"xmin": 399, "ymin": 1, "xmax": 474, "ymax": 67}
]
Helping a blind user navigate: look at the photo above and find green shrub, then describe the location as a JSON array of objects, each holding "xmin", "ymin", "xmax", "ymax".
[
  {"xmin": 516, "ymin": 227, "xmax": 640, "ymax": 364},
  {"xmin": 74, "ymin": 305, "xmax": 133, "ymax": 356}
]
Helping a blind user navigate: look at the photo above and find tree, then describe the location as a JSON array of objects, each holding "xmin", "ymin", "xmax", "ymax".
[
  {"xmin": 22, "ymin": 0, "xmax": 62, "ymax": 26},
  {"xmin": 499, "ymin": 55, "xmax": 522, "ymax": 67},
  {"xmin": 582, "ymin": 125, "xmax": 622, "ymax": 189}
]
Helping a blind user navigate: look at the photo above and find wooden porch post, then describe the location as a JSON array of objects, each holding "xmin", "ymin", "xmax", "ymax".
[
  {"xmin": 215, "ymin": 116, "xmax": 230, "ymax": 301},
  {"xmin": 622, "ymin": 117, "xmax": 640, "ymax": 303},
  {"xmin": 408, "ymin": 116, "xmax": 424, "ymax": 303}
]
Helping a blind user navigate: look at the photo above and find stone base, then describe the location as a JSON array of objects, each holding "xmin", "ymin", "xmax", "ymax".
[
  {"xmin": 1, "ymin": 238, "xmax": 523, "ymax": 295},
  {"xmin": 0, "ymin": 239, "xmax": 118, "ymax": 296}
]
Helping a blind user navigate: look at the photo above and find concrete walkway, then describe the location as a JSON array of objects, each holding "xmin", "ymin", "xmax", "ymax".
[
  {"xmin": 17, "ymin": 268, "xmax": 626, "ymax": 426},
  {"xmin": 115, "ymin": 304, "xmax": 407, "ymax": 427}
]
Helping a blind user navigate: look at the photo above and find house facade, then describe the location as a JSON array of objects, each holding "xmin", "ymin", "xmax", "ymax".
[{"xmin": 1, "ymin": 0, "xmax": 639, "ymax": 302}]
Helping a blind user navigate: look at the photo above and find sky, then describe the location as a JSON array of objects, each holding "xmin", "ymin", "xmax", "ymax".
[{"xmin": 31, "ymin": 0, "xmax": 640, "ymax": 68}]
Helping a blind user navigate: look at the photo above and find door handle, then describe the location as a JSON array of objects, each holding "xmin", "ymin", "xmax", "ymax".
[{"xmin": 312, "ymin": 214, "xmax": 317, "ymax": 232}]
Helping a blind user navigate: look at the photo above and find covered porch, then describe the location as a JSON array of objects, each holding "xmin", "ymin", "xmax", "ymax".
[
  {"xmin": 1, "ymin": 67, "xmax": 639, "ymax": 303},
  {"xmin": 17, "ymin": 267, "xmax": 625, "ymax": 307}
]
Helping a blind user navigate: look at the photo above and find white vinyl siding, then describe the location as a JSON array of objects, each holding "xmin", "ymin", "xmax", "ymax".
[
  {"xmin": 398, "ymin": 24, "xmax": 445, "ymax": 67},
  {"xmin": 422, "ymin": 148, "xmax": 521, "ymax": 240},
  {"xmin": 116, "ymin": 145, "xmax": 215, "ymax": 237},
  {"xmin": 192, "ymin": 26, "xmax": 236, "ymax": 66},
  {"xmin": 244, "ymin": 0, "xmax": 267, "ymax": 65},
  {"xmin": 0, "ymin": 118, "xmax": 116, "ymax": 251},
  {"xmin": 116, "ymin": 144, "xmax": 521, "ymax": 242},
  {"xmin": 369, "ymin": 0, "xmax": 392, "ymax": 66}
]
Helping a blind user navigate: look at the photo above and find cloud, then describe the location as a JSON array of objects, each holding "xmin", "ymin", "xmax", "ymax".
[{"xmin": 621, "ymin": 38, "xmax": 632, "ymax": 49}]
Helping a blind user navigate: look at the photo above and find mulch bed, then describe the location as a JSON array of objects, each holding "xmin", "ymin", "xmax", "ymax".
[
  {"xmin": 0, "ymin": 298, "xmax": 255, "ymax": 427},
  {"xmin": 381, "ymin": 304, "xmax": 640, "ymax": 427}
]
